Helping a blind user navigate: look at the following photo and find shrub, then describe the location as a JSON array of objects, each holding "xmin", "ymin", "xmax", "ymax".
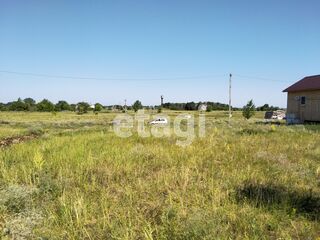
[{"xmin": 132, "ymin": 100, "xmax": 143, "ymax": 112}]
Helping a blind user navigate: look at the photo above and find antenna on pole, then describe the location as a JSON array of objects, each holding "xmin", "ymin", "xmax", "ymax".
[{"xmin": 229, "ymin": 74, "xmax": 232, "ymax": 121}]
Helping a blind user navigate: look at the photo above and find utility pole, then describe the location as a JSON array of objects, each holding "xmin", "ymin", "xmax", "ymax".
[
  {"xmin": 229, "ymin": 74, "xmax": 232, "ymax": 121},
  {"xmin": 161, "ymin": 95, "xmax": 164, "ymax": 106},
  {"xmin": 124, "ymin": 99, "xmax": 127, "ymax": 111}
]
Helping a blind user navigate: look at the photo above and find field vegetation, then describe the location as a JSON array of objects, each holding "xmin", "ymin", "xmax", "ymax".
[{"xmin": 0, "ymin": 111, "xmax": 319, "ymax": 239}]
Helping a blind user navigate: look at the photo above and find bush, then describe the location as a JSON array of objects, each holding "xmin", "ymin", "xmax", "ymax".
[
  {"xmin": 27, "ymin": 126, "xmax": 45, "ymax": 136},
  {"xmin": 132, "ymin": 100, "xmax": 143, "ymax": 112}
]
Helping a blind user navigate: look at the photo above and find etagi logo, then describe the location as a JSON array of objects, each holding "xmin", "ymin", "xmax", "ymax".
[{"xmin": 113, "ymin": 110, "xmax": 206, "ymax": 147}]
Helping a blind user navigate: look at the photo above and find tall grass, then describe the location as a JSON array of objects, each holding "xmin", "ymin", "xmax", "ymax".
[{"xmin": 0, "ymin": 111, "xmax": 319, "ymax": 239}]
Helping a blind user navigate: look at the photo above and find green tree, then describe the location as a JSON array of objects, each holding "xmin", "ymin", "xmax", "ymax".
[
  {"xmin": 94, "ymin": 103, "xmax": 103, "ymax": 112},
  {"xmin": 55, "ymin": 100, "xmax": 71, "ymax": 111},
  {"xmin": 0, "ymin": 103, "xmax": 6, "ymax": 111},
  {"xmin": 76, "ymin": 102, "xmax": 90, "ymax": 114},
  {"xmin": 24, "ymin": 98, "xmax": 36, "ymax": 105},
  {"xmin": 132, "ymin": 100, "xmax": 143, "ymax": 112},
  {"xmin": 37, "ymin": 99, "xmax": 55, "ymax": 112},
  {"xmin": 257, "ymin": 104, "xmax": 269, "ymax": 111},
  {"xmin": 24, "ymin": 98, "xmax": 36, "ymax": 111},
  {"xmin": 9, "ymin": 98, "xmax": 27, "ymax": 111},
  {"xmin": 185, "ymin": 102, "xmax": 197, "ymax": 110},
  {"xmin": 70, "ymin": 104, "xmax": 77, "ymax": 111},
  {"xmin": 242, "ymin": 99, "xmax": 256, "ymax": 119}
]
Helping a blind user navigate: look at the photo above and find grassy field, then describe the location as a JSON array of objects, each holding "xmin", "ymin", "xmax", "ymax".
[{"xmin": 0, "ymin": 111, "xmax": 319, "ymax": 239}]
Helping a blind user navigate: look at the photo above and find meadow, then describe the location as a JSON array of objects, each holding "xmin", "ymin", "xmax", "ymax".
[{"xmin": 0, "ymin": 111, "xmax": 319, "ymax": 239}]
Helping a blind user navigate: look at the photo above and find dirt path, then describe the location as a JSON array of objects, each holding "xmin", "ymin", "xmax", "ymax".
[{"xmin": 0, "ymin": 134, "xmax": 39, "ymax": 148}]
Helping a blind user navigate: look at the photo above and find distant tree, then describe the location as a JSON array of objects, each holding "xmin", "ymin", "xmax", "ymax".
[
  {"xmin": 70, "ymin": 104, "xmax": 77, "ymax": 111},
  {"xmin": 161, "ymin": 101, "xmax": 230, "ymax": 111},
  {"xmin": 256, "ymin": 104, "xmax": 269, "ymax": 111},
  {"xmin": 117, "ymin": 105, "xmax": 124, "ymax": 110},
  {"xmin": 76, "ymin": 102, "xmax": 90, "ymax": 114},
  {"xmin": 132, "ymin": 100, "xmax": 143, "ymax": 112},
  {"xmin": 242, "ymin": 100, "xmax": 256, "ymax": 119},
  {"xmin": 23, "ymin": 98, "xmax": 36, "ymax": 111},
  {"xmin": 157, "ymin": 107, "xmax": 162, "ymax": 113},
  {"xmin": 37, "ymin": 99, "xmax": 55, "ymax": 112},
  {"xmin": 185, "ymin": 102, "xmax": 197, "ymax": 111},
  {"xmin": 8, "ymin": 98, "xmax": 27, "ymax": 111},
  {"xmin": 256, "ymin": 104, "xmax": 280, "ymax": 111},
  {"xmin": 0, "ymin": 103, "xmax": 6, "ymax": 111},
  {"xmin": 24, "ymin": 98, "xmax": 36, "ymax": 106},
  {"xmin": 94, "ymin": 103, "xmax": 103, "ymax": 112},
  {"xmin": 206, "ymin": 105, "xmax": 213, "ymax": 112},
  {"xmin": 55, "ymin": 100, "xmax": 71, "ymax": 111}
]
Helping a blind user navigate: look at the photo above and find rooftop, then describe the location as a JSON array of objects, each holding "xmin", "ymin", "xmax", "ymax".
[{"xmin": 283, "ymin": 75, "xmax": 320, "ymax": 92}]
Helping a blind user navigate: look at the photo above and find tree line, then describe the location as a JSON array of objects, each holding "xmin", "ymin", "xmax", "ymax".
[
  {"xmin": 0, "ymin": 98, "xmax": 281, "ymax": 113},
  {"xmin": 255, "ymin": 104, "xmax": 281, "ymax": 111},
  {"xmin": 162, "ymin": 102, "xmax": 235, "ymax": 111},
  {"xmin": 0, "ymin": 98, "xmax": 103, "ymax": 114}
]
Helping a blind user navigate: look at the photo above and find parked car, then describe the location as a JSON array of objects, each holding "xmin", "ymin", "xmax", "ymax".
[
  {"xmin": 265, "ymin": 110, "xmax": 286, "ymax": 120},
  {"xmin": 149, "ymin": 118, "xmax": 168, "ymax": 125}
]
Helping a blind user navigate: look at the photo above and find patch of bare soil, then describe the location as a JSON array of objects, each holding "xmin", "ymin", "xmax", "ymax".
[{"xmin": 0, "ymin": 134, "xmax": 39, "ymax": 148}]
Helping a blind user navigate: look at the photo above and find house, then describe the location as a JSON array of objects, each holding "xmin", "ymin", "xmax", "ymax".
[
  {"xmin": 283, "ymin": 75, "xmax": 320, "ymax": 123},
  {"xmin": 198, "ymin": 103, "xmax": 207, "ymax": 111}
]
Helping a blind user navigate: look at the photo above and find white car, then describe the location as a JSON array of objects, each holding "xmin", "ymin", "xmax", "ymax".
[{"xmin": 149, "ymin": 118, "xmax": 168, "ymax": 125}]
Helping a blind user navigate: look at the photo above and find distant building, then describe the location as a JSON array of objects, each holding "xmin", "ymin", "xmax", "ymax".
[
  {"xmin": 283, "ymin": 75, "xmax": 320, "ymax": 123},
  {"xmin": 198, "ymin": 103, "xmax": 207, "ymax": 111}
]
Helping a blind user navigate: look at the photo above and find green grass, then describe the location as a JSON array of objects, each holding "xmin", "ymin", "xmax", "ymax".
[{"xmin": 0, "ymin": 111, "xmax": 319, "ymax": 239}]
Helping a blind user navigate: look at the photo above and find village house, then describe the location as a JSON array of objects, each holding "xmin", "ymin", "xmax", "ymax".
[
  {"xmin": 283, "ymin": 75, "xmax": 320, "ymax": 123},
  {"xmin": 198, "ymin": 103, "xmax": 207, "ymax": 111}
]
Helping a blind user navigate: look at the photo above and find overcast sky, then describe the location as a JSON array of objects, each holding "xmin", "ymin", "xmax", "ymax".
[{"xmin": 1, "ymin": 0, "xmax": 319, "ymax": 107}]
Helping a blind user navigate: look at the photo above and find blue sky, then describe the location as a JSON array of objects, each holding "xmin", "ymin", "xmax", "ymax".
[{"xmin": 0, "ymin": 0, "xmax": 319, "ymax": 107}]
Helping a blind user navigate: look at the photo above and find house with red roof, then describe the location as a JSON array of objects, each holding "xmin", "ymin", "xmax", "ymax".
[{"xmin": 283, "ymin": 75, "xmax": 320, "ymax": 123}]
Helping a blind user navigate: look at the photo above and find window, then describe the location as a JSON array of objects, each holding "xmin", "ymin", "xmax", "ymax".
[{"xmin": 301, "ymin": 96, "xmax": 306, "ymax": 105}]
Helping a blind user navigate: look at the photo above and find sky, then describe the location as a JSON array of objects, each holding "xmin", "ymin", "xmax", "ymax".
[{"xmin": 0, "ymin": 0, "xmax": 319, "ymax": 107}]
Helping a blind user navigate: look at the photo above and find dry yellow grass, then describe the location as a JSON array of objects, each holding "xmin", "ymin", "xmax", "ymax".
[{"xmin": 0, "ymin": 111, "xmax": 319, "ymax": 239}]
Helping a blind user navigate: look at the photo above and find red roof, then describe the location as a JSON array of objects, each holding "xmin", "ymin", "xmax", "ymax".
[{"xmin": 283, "ymin": 75, "xmax": 320, "ymax": 92}]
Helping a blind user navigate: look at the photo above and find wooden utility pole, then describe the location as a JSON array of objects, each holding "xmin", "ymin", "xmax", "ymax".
[{"xmin": 229, "ymin": 74, "xmax": 232, "ymax": 121}]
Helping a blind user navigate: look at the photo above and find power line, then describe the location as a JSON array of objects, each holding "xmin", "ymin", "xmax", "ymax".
[
  {"xmin": 0, "ymin": 70, "xmax": 225, "ymax": 81},
  {"xmin": 0, "ymin": 69, "xmax": 292, "ymax": 83},
  {"xmin": 232, "ymin": 74, "xmax": 291, "ymax": 83}
]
